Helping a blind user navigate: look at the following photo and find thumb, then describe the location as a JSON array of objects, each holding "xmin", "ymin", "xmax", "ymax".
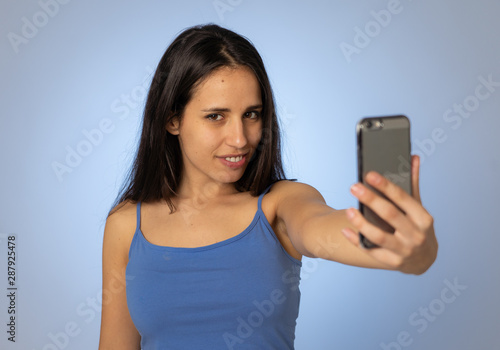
[{"xmin": 411, "ymin": 154, "xmax": 422, "ymax": 203}]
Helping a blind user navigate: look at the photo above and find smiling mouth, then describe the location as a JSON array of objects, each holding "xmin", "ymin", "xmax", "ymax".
[{"xmin": 224, "ymin": 155, "xmax": 243, "ymax": 163}]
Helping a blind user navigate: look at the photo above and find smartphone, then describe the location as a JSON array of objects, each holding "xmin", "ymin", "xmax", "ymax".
[{"xmin": 356, "ymin": 115, "xmax": 412, "ymax": 248}]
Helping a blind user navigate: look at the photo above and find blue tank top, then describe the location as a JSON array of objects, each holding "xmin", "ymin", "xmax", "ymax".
[{"xmin": 126, "ymin": 185, "xmax": 302, "ymax": 349}]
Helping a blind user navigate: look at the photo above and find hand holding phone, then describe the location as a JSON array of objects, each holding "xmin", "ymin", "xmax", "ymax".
[{"xmin": 356, "ymin": 115, "xmax": 412, "ymax": 248}]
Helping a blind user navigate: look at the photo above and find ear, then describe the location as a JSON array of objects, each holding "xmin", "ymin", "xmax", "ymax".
[{"xmin": 166, "ymin": 115, "xmax": 180, "ymax": 135}]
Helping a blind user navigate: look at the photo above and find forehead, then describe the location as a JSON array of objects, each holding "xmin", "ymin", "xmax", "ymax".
[{"xmin": 189, "ymin": 66, "xmax": 262, "ymax": 106}]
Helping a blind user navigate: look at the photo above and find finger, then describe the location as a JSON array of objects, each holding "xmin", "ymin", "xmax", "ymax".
[
  {"xmin": 411, "ymin": 155, "xmax": 422, "ymax": 203},
  {"xmin": 363, "ymin": 171, "xmax": 432, "ymax": 229},
  {"xmin": 359, "ymin": 242, "xmax": 407, "ymax": 269},
  {"xmin": 340, "ymin": 227, "xmax": 360, "ymax": 245},
  {"xmin": 341, "ymin": 226, "xmax": 406, "ymax": 270},
  {"xmin": 345, "ymin": 207, "xmax": 408, "ymax": 254},
  {"xmin": 351, "ymin": 183, "xmax": 419, "ymax": 239}
]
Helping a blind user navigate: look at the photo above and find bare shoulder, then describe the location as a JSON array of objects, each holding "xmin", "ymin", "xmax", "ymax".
[
  {"xmin": 107, "ymin": 200, "xmax": 137, "ymax": 224},
  {"xmin": 270, "ymin": 180, "xmax": 329, "ymax": 228},
  {"xmin": 103, "ymin": 200, "xmax": 138, "ymax": 262},
  {"xmin": 263, "ymin": 180, "xmax": 331, "ymax": 259},
  {"xmin": 269, "ymin": 180, "xmax": 326, "ymax": 210}
]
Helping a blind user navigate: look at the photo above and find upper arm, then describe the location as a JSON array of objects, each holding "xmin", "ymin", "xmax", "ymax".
[
  {"xmin": 98, "ymin": 203, "xmax": 141, "ymax": 350},
  {"xmin": 274, "ymin": 181, "xmax": 392, "ymax": 269},
  {"xmin": 274, "ymin": 181, "xmax": 332, "ymax": 257}
]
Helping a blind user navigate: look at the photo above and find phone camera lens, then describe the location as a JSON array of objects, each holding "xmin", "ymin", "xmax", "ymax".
[
  {"xmin": 375, "ymin": 120, "xmax": 384, "ymax": 129},
  {"xmin": 365, "ymin": 121, "xmax": 373, "ymax": 129}
]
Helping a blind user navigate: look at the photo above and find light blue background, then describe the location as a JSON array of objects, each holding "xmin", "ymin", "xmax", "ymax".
[{"xmin": 1, "ymin": 0, "xmax": 499, "ymax": 349}]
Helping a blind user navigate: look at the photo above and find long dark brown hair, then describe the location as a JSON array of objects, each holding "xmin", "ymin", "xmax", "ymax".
[{"xmin": 109, "ymin": 24, "xmax": 292, "ymax": 216}]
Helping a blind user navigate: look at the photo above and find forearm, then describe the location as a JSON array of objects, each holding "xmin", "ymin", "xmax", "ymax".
[{"xmin": 292, "ymin": 208, "xmax": 394, "ymax": 270}]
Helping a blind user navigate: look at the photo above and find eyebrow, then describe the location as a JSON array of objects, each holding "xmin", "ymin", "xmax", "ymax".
[{"xmin": 201, "ymin": 104, "xmax": 263, "ymax": 112}]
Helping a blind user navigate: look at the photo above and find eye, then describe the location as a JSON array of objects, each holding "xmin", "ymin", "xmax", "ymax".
[
  {"xmin": 206, "ymin": 114, "xmax": 223, "ymax": 121},
  {"xmin": 244, "ymin": 111, "xmax": 261, "ymax": 119}
]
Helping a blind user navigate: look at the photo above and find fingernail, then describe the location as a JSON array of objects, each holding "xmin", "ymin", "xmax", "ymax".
[
  {"xmin": 351, "ymin": 184, "xmax": 364, "ymax": 195},
  {"xmin": 346, "ymin": 208, "xmax": 355, "ymax": 219},
  {"xmin": 367, "ymin": 171, "xmax": 382, "ymax": 184}
]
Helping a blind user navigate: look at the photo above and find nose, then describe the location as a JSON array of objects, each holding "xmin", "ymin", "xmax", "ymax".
[{"xmin": 225, "ymin": 118, "xmax": 248, "ymax": 149}]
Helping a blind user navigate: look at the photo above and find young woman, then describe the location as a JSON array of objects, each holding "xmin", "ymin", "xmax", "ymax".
[{"xmin": 98, "ymin": 24, "xmax": 438, "ymax": 349}]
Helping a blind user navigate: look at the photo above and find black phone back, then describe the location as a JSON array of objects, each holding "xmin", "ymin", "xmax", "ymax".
[{"xmin": 356, "ymin": 115, "xmax": 412, "ymax": 248}]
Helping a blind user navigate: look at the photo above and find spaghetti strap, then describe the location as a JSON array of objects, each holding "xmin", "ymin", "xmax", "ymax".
[
  {"xmin": 136, "ymin": 202, "xmax": 141, "ymax": 232},
  {"xmin": 257, "ymin": 184, "xmax": 274, "ymax": 211}
]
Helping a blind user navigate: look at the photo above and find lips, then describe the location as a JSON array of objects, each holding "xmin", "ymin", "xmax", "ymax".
[{"xmin": 217, "ymin": 153, "xmax": 248, "ymax": 168}]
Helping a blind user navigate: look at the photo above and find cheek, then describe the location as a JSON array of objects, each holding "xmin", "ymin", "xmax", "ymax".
[
  {"xmin": 180, "ymin": 123, "xmax": 217, "ymax": 150},
  {"xmin": 201, "ymin": 131, "xmax": 220, "ymax": 148}
]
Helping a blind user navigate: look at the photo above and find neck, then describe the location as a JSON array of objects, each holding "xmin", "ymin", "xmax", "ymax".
[{"xmin": 175, "ymin": 179, "xmax": 240, "ymax": 204}]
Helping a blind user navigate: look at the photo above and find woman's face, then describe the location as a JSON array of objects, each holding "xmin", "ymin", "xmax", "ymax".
[{"xmin": 168, "ymin": 65, "xmax": 263, "ymax": 189}]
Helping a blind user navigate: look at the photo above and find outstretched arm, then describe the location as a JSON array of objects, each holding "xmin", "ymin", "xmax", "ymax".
[{"xmin": 275, "ymin": 155, "xmax": 438, "ymax": 275}]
